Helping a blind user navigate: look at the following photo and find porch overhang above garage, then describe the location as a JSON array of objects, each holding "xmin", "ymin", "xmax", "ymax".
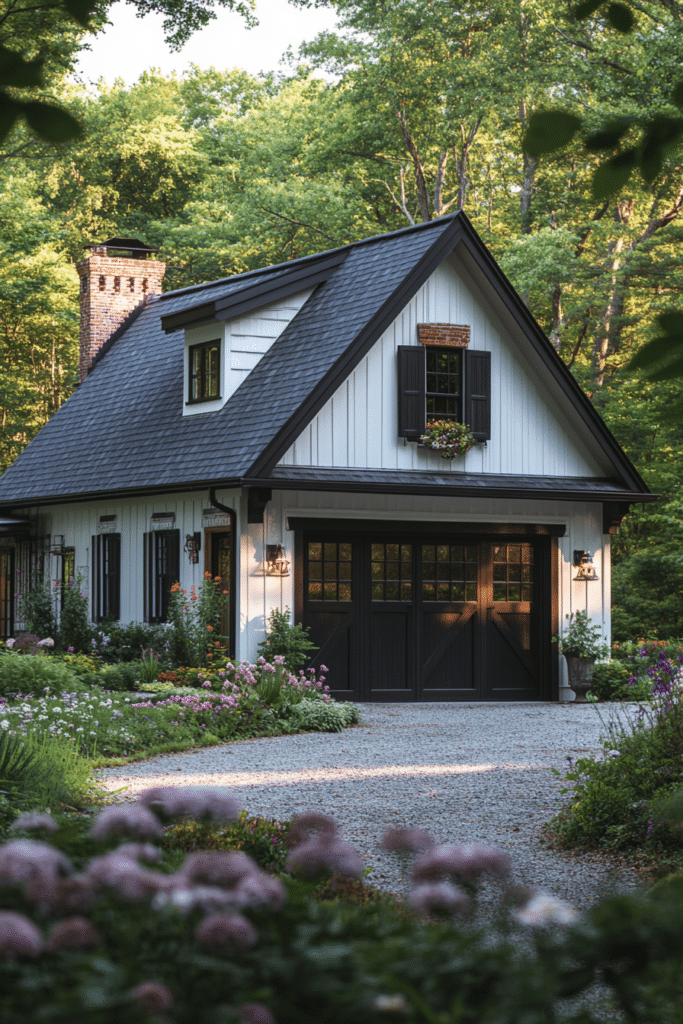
[
  {"xmin": 0, "ymin": 516, "xmax": 31, "ymax": 537},
  {"xmin": 252, "ymin": 466, "xmax": 656, "ymax": 505}
]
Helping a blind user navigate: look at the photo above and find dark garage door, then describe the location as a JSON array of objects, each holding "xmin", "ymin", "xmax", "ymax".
[{"xmin": 298, "ymin": 527, "xmax": 554, "ymax": 702}]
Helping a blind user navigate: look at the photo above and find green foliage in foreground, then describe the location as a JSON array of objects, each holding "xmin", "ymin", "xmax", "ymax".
[
  {"xmin": 550, "ymin": 690, "xmax": 683, "ymax": 854},
  {"xmin": 162, "ymin": 811, "xmax": 292, "ymax": 875},
  {"xmin": 0, "ymin": 730, "xmax": 92, "ymax": 831},
  {"xmin": 2, "ymin": 824, "xmax": 683, "ymax": 1023}
]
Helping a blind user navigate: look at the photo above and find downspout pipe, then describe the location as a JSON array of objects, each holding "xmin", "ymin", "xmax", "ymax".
[{"xmin": 208, "ymin": 487, "xmax": 237, "ymax": 661}]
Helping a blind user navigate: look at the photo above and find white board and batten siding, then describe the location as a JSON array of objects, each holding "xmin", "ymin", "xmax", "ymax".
[
  {"xmin": 28, "ymin": 489, "xmax": 241, "ymax": 627},
  {"xmin": 278, "ymin": 257, "xmax": 612, "ymax": 479},
  {"xmin": 183, "ymin": 289, "xmax": 313, "ymax": 416},
  {"xmin": 239, "ymin": 488, "xmax": 611, "ymax": 669}
]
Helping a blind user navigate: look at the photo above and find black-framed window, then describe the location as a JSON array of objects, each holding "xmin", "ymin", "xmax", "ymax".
[
  {"xmin": 92, "ymin": 534, "xmax": 121, "ymax": 621},
  {"xmin": 144, "ymin": 530, "xmax": 180, "ymax": 623},
  {"xmin": 61, "ymin": 547, "xmax": 75, "ymax": 611},
  {"xmin": 426, "ymin": 348, "xmax": 462, "ymax": 421},
  {"xmin": 0, "ymin": 548, "xmax": 14, "ymax": 639},
  {"xmin": 188, "ymin": 340, "xmax": 221, "ymax": 403},
  {"xmin": 397, "ymin": 345, "xmax": 491, "ymax": 442}
]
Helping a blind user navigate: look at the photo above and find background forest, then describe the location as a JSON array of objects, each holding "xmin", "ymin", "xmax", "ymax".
[{"xmin": 1, "ymin": 0, "xmax": 682, "ymax": 640}]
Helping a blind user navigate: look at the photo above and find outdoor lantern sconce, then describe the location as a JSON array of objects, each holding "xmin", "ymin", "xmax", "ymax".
[
  {"xmin": 184, "ymin": 532, "xmax": 201, "ymax": 564},
  {"xmin": 266, "ymin": 544, "xmax": 290, "ymax": 577},
  {"xmin": 573, "ymin": 550, "xmax": 599, "ymax": 582},
  {"xmin": 51, "ymin": 535, "xmax": 65, "ymax": 555}
]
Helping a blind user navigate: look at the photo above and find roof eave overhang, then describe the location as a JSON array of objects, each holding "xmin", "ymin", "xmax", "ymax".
[
  {"xmin": 160, "ymin": 251, "xmax": 348, "ymax": 334},
  {"xmin": 247, "ymin": 473, "xmax": 656, "ymax": 504},
  {"xmin": 0, "ymin": 479, "xmax": 244, "ymax": 511}
]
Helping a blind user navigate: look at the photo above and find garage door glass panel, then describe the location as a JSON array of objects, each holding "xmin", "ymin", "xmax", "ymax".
[
  {"xmin": 492, "ymin": 544, "xmax": 533, "ymax": 603},
  {"xmin": 307, "ymin": 541, "xmax": 352, "ymax": 601},
  {"xmin": 421, "ymin": 544, "xmax": 477, "ymax": 602},
  {"xmin": 371, "ymin": 542, "xmax": 412, "ymax": 601}
]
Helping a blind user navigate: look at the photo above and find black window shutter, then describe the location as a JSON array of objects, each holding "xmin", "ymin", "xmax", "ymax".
[
  {"xmin": 144, "ymin": 532, "xmax": 151, "ymax": 623},
  {"xmin": 164, "ymin": 531, "xmax": 180, "ymax": 623},
  {"xmin": 108, "ymin": 534, "xmax": 121, "ymax": 620},
  {"xmin": 464, "ymin": 350, "xmax": 491, "ymax": 441},
  {"xmin": 92, "ymin": 536, "xmax": 99, "ymax": 622},
  {"xmin": 397, "ymin": 346, "xmax": 426, "ymax": 439}
]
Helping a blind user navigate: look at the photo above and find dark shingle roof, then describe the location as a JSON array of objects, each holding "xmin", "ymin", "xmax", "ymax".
[{"xmin": 0, "ymin": 216, "xmax": 456, "ymax": 504}]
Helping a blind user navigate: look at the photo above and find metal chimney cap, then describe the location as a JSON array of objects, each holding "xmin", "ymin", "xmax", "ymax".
[{"xmin": 83, "ymin": 237, "xmax": 160, "ymax": 259}]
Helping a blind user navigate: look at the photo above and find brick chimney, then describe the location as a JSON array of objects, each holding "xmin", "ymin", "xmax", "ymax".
[{"xmin": 76, "ymin": 237, "xmax": 166, "ymax": 381}]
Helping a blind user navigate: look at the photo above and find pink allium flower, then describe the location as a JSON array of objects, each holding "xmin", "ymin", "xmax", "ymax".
[
  {"xmin": 412, "ymin": 843, "xmax": 511, "ymax": 884},
  {"xmin": 181, "ymin": 850, "xmax": 256, "ymax": 888},
  {"xmin": 238, "ymin": 1002, "xmax": 277, "ymax": 1024},
  {"xmin": 10, "ymin": 813, "xmax": 58, "ymax": 834},
  {"xmin": 139, "ymin": 787, "xmax": 240, "ymax": 823},
  {"xmin": 167, "ymin": 883, "xmax": 234, "ymax": 915},
  {"xmin": 285, "ymin": 812, "xmax": 338, "ymax": 848},
  {"xmin": 86, "ymin": 853, "xmax": 171, "ymax": 902},
  {"xmin": 0, "ymin": 839, "xmax": 71, "ymax": 887},
  {"xmin": 286, "ymin": 836, "xmax": 364, "ymax": 879},
  {"xmin": 380, "ymin": 828, "xmax": 435, "ymax": 853},
  {"xmin": 408, "ymin": 882, "xmax": 471, "ymax": 917},
  {"xmin": 0, "ymin": 911, "xmax": 43, "ymax": 959},
  {"xmin": 130, "ymin": 980, "xmax": 174, "ymax": 1014},
  {"xmin": 90, "ymin": 804, "xmax": 164, "ymax": 842},
  {"xmin": 195, "ymin": 912, "xmax": 258, "ymax": 950},
  {"xmin": 235, "ymin": 873, "xmax": 287, "ymax": 911},
  {"xmin": 47, "ymin": 916, "xmax": 101, "ymax": 952},
  {"xmin": 116, "ymin": 843, "xmax": 163, "ymax": 863}
]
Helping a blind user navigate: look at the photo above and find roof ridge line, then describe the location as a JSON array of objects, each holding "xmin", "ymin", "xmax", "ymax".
[{"xmin": 158, "ymin": 214, "xmax": 459, "ymax": 302}]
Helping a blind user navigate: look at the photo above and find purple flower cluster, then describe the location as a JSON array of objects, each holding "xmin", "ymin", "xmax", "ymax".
[{"xmin": 285, "ymin": 813, "xmax": 364, "ymax": 878}]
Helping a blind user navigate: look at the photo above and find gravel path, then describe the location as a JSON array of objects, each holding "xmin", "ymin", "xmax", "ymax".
[{"xmin": 96, "ymin": 701, "xmax": 646, "ymax": 909}]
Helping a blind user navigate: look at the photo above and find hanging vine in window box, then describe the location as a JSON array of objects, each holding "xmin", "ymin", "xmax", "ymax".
[{"xmin": 419, "ymin": 420, "xmax": 476, "ymax": 459}]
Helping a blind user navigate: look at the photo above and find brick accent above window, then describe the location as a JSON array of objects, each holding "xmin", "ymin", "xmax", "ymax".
[{"xmin": 417, "ymin": 323, "xmax": 470, "ymax": 348}]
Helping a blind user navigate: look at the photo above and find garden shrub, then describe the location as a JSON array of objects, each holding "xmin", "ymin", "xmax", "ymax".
[
  {"xmin": 589, "ymin": 662, "xmax": 650, "ymax": 702},
  {"xmin": 0, "ymin": 730, "xmax": 92, "ymax": 832},
  {"xmin": 288, "ymin": 698, "xmax": 359, "ymax": 733},
  {"xmin": 550, "ymin": 688, "xmax": 683, "ymax": 853},
  {"xmin": 3, "ymin": 794, "xmax": 683, "ymax": 1023},
  {"xmin": 162, "ymin": 811, "xmax": 291, "ymax": 874},
  {"xmin": 99, "ymin": 662, "xmax": 147, "ymax": 692},
  {"xmin": 57, "ymin": 575, "xmax": 94, "ymax": 653},
  {"xmin": 0, "ymin": 651, "xmax": 77, "ymax": 697},
  {"xmin": 257, "ymin": 607, "xmax": 318, "ymax": 672},
  {"xmin": 167, "ymin": 573, "xmax": 229, "ymax": 666},
  {"xmin": 92, "ymin": 620, "xmax": 171, "ymax": 664},
  {"xmin": 18, "ymin": 577, "xmax": 57, "ymax": 641}
]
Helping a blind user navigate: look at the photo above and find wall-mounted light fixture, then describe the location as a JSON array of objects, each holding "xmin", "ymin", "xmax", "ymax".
[
  {"xmin": 266, "ymin": 544, "xmax": 290, "ymax": 577},
  {"xmin": 184, "ymin": 532, "xmax": 201, "ymax": 564},
  {"xmin": 573, "ymin": 550, "xmax": 599, "ymax": 582},
  {"xmin": 51, "ymin": 535, "xmax": 65, "ymax": 555}
]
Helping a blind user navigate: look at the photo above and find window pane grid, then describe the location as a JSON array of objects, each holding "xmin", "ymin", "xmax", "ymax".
[
  {"xmin": 421, "ymin": 544, "xmax": 477, "ymax": 602},
  {"xmin": 425, "ymin": 348, "xmax": 462, "ymax": 422},
  {"xmin": 190, "ymin": 341, "xmax": 221, "ymax": 402},
  {"xmin": 370, "ymin": 543, "xmax": 412, "ymax": 602},
  {"xmin": 307, "ymin": 541, "xmax": 352, "ymax": 602},
  {"xmin": 492, "ymin": 544, "xmax": 534, "ymax": 602}
]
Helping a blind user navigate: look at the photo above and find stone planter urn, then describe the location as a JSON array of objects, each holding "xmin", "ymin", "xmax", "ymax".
[{"xmin": 565, "ymin": 655, "xmax": 595, "ymax": 703}]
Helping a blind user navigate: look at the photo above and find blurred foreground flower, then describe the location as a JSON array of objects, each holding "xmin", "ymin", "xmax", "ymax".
[{"xmin": 514, "ymin": 892, "xmax": 579, "ymax": 927}]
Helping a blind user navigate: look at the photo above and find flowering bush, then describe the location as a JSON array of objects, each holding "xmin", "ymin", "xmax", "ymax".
[
  {"xmin": 2, "ymin": 796, "xmax": 683, "ymax": 1023},
  {"xmin": 168, "ymin": 573, "xmax": 230, "ymax": 666},
  {"xmin": 419, "ymin": 419, "xmax": 476, "ymax": 459},
  {"xmin": 550, "ymin": 679, "xmax": 683, "ymax": 854}
]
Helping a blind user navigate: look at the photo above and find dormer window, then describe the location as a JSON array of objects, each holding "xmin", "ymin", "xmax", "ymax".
[{"xmin": 188, "ymin": 340, "xmax": 221, "ymax": 403}]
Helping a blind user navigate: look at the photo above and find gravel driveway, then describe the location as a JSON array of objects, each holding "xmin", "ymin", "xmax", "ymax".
[{"xmin": 96, "ymin": 701, "xmax": 645, "ymax": 910}]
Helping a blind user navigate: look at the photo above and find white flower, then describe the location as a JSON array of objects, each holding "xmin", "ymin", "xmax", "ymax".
[
  {"xmin": 514, "ymin": 893, "xmax": 579, "ymax": 928},
  {"xmin": 0, "ymin": 721, "xmax": 9, "ymax": 730}
]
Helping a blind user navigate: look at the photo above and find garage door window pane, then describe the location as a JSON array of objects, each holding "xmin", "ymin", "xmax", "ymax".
[
  {"xmin": 492, "ymin": 544, "xmax": 534, "ymax": 603},
  {"xmin": 421, "ymin": 544, "xmax": 478, "ymax": 603},
  {"xmin": 371, "ymin": 543, "xmax": 412, "ymax": 601},
  {"xmin": 307, "ymin": 541, "xmax": 353, "ymax": 602}
]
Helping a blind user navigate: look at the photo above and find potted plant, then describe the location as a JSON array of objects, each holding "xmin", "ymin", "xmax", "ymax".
[
  {"xmin": 554, "ymin": 611, "xmax": 610, "ymax": 703},
  {"xmin": 419, "ymin": 419, "xmax": 477, "ymax": 459}
]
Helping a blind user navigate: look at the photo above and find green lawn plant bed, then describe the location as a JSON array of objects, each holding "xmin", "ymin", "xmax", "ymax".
[
  {"xmin": 0, "ymin": 653, "xmax": 360, "ymax": 767},
  {"xmin": 3, "ymin": 795, "xmax": 683, "ymax": 1024},
  {"xmin": 550, "ymin": 676, "xmax": 683, "ymax": 861}
]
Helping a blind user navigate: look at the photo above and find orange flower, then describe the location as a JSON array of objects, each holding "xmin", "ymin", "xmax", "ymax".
[
  {"xmin": 204, "ymin": 571, "xmax": 212, "ymax": 580},
  {"xmin": 170, "ymin": 583, "xmax": 180, "ymax": 593},
  {"xmin": 222, "ymin": 590, "xmax": 228, "ymax": 595},
  {"xmin": 206, "ymin": 624, "xmax": 214, "ymax": 631}
]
